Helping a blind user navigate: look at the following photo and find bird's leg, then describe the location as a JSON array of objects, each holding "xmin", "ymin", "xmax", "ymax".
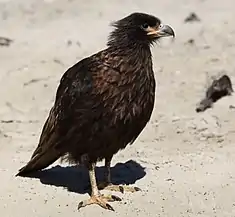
[
  {"xmin": 97, "ymin": 157, "xmax": 112, "ymax": 189},
  {"xmin": 77, "ymin": 163, "xmax": 121, "ymax": 211},
  {"xmin": 98, "ymin": 157, "xmax": 141, "ymax": 193}
]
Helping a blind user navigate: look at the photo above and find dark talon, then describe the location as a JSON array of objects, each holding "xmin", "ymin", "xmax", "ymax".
[
  {"xmin": 106, "ymin": 203, "xmax": 115, "ymax": 211},
  {"xmin": 134, "ymin": 187, "xmax": 141, "ymax": 191},
  {"xmin": 77, "ymin": 201, "xmax": 83, "ymax": 210},
  {"xmin": 119, "ymin": 186, "xmax": 124, "ymax": 193},
  {"xmin": 111, "ymin": 195, "xmax": 122, "ymax": 201}
]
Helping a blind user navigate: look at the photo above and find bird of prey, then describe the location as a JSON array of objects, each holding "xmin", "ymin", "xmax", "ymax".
[{"xmin": 16, "ymin": 12, "xmax": 175, "ymax": 211}]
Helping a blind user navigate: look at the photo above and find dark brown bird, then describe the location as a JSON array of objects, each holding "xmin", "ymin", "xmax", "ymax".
[
  {"xmin": 16, "ymin": 12, "xmax": 175, "ymax": 211},
  {"xmin": 196, "ymin": 74, "xmax": 233, "ymax": 112}
]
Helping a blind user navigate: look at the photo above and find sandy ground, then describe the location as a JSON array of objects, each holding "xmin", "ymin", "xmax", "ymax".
[{"xmin": 1, "ymin": 0, "xmax": 235, "ymax": 216}]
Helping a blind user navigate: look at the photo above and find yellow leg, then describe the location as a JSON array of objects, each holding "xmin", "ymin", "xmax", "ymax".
[
  {"xmin": 77, "ymin": 163, "xmax": 121, "ymax": 211},
  {"xmin": 98, "ymin": 158, "xmax": 141, "ymax": 193}
]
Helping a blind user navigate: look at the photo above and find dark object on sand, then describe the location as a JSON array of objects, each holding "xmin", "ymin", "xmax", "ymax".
[
  {"xmin": 0, "ymin": 37, "xmax": 13, "ymax": 46},
  {"xmin": 196, "ymin": 75, "xmax": 233, "ymax": 112},
  {"xmin": 16, "ymin": 12, "xmax": 175, "ymax": 211},
  {"xmin": 184, "ymin": 12, "xmax": 201, "ymax": 23},
  {"xmin": 185, "ymin": 38, "xmax": 195, "ymax": 45}
]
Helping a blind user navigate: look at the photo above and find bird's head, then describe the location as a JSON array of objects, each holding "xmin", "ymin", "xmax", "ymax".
[{"xmin": 108, "ymin": 12, "xmax": 175, "ymax": 48}]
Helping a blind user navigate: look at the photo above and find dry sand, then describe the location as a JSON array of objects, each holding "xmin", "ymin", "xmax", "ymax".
[{"xmin": 1, "ymin": 0, "xmax": 235, "ymax": 216}]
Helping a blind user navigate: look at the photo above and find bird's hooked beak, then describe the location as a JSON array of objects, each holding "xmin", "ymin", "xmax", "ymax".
[{"xmin": 147, "ymin": 24, "xmax": 175, "ymax": 38}]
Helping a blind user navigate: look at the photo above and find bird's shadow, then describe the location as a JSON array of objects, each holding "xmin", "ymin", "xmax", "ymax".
[{"xmin": 25, "ymin": 160, "xmax": 146, "ymax": 194}]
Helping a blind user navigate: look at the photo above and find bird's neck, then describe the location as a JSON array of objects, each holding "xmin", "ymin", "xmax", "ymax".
[{"xmin": 107, "ymin": 41, "xmax": 152, "ymax": 68}]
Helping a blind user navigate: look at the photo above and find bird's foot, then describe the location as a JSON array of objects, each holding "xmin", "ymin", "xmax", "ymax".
[
  {"xmin": 98, "ymin": 182, "xmax": 141, "ymax": 193},
  {"xmin": 77, "ymin": 193, "xmax": 121, "ymax": 211}
]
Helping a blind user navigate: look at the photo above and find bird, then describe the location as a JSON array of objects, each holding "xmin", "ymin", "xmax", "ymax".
[{"xmin": 16, "ymin": 12, "xmax": 175, "ymax": 211}]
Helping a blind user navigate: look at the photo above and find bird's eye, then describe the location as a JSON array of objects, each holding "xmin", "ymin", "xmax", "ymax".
[
  {"xmin": 141, "ymin": 23, "xmax": 149, "ymax": 29},
  {"xmin": 159, "ymin": 23, "xmax": 163, "ymax": 28}
]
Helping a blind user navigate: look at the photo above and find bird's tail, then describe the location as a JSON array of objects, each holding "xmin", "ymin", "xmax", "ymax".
[
  {"xmin": 16, "ymin": 107, "xmax": 63, "ymax": 177},
  {"xmin": 15, "ymin": 149, "xmax": 61, "ymax": 177}
]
